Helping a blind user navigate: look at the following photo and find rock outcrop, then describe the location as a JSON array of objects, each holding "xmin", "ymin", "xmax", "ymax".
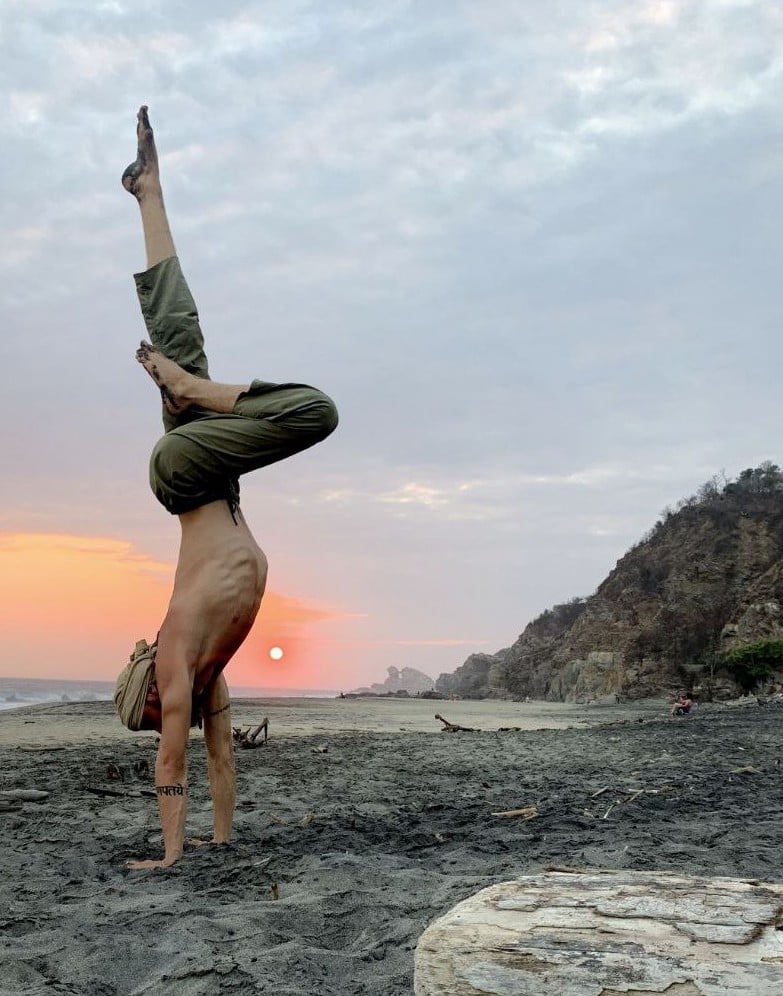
[
  {"xmin": 351, "ymin": 666, "xmax": 434, "ymax": 696},
  {"xmin": 436, "ymin": 463, "xmax": 783, "ymax": 702}
]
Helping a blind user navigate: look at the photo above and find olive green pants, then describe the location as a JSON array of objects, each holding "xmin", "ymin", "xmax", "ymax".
[{"xmin": 134, "ymin": 257, "xmax": 338, "ymax": 515}]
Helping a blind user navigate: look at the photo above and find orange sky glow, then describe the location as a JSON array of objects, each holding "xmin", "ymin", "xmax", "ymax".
[{"xmin": 0, "ymin": 532, "xmax": 357, "ymax": 690}]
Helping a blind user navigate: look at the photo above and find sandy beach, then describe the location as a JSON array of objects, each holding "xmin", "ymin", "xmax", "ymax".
[{"xmin": 2, "ymin": 696, "xmax": 782, "ymax": 995}]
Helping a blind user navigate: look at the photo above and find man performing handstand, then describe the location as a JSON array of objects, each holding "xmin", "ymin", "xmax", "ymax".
[{"xmin": 114, "ymin": 106, "xmax": 338, "ymax": 869}]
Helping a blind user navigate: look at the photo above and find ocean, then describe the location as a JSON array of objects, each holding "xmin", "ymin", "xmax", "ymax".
[{"xmin": 0, "ymin": 676, "xmax": 339, "ymax": 710}]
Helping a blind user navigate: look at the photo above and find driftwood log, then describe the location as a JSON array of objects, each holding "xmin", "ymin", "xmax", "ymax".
[
  {"xmin": 435, "ymin": 713, "xmax": 477, "ymax": 733},
  {"xmin": 232, "ymin": 718, "xmax": 269, "ymax": 748},
  {"xmin": 434, "ymin": 715, "xmax": 525, "ymax": 733},
  {"xmin": 84, "ymin": 785, "xmax": 156, "ymax": 799},
  {"xmin": 0, "ymin": 789, "xmax": 49, "ymax": 801},
  {"xmin": 491, "ymin": 806, "xmax": 538, "ymax": 820},
  {"xmin": 414, "ymin": 868, "xmax": 783, "ymax": 995}
]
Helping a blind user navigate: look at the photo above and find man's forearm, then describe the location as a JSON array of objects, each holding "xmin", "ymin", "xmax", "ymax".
[
  {"xmin": 155, "ymin": 735, "xmax": 189, "ymax": 865},
  {"xmin": 202, "ymin": 676, "xmax": 236, "ymax": 844},
  {"xmin": 156, "ymin": 781, "xmax": 188, "ymax": 864},
  {"xmin": 208, "ymin": 755, "xmax": 235, "ymax": 843}
]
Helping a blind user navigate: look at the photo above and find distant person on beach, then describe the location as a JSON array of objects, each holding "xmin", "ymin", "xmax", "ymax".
[
  {"xmin": 671, "ymin": 693, "xmax": 694, "ymax": 717},
  {"xmin": 113, "ymin": 106, "xmax": 338, "ymax": 869}
]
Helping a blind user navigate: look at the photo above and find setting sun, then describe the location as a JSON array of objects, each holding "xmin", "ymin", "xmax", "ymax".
[{"xmin": 269, "ymin": 646, "xmax": 284, "ymax": 661}]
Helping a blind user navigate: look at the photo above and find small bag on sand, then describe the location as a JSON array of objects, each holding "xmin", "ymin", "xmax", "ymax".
[{"xmin": 114, "ymin": 639, "xmax": 156, "ymax": 731}]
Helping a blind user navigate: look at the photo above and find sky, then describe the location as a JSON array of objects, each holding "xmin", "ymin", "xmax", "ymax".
[{"xmin": 1, "ymin": 0, "xmax": 782, "ymax": 691}]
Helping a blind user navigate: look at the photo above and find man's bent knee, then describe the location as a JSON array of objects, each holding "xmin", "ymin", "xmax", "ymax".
[
  {"xmin": 148, "ymin": 389, "xmax": 338, "ymax": 514},
  {"xmin": 307, "ymin": 392, "xmax": 339, "ymax": 442},
  {"xmin": 278, "ymin": 391, "xmax": 338, "ymax": 452},
  {"xmin": 149, "ymin": 432, "xmax": 234, "ymax": 515}
]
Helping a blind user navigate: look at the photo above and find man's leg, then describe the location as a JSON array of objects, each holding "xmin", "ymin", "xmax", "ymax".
[
  {"xmin": 122, "ymin": 105, "xmax": 177, "ymax": 270},
  {"xmin": 136, "ymin": 340, "xmax": 250, "ymax": 418},
  {"xmin": 124, "ymin": 107, "xmax": 338, "ymax": 517},
  {"xmin": 149, "ymin": 384, "xmax": 339, "ymax": 514},
  {"xmin": 124, "ymin": 106, "xmax": 221, "ymax": 429}
]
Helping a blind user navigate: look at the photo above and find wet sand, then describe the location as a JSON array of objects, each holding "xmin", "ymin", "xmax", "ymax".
[{"xmin": 1, "ymin": 697, "xmax": 781, "ymax": 995}]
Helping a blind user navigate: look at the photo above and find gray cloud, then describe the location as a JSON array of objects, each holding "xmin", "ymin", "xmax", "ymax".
[{"xmin": 1, "ymin": 0, "xmax": 781, "ymax": 684}]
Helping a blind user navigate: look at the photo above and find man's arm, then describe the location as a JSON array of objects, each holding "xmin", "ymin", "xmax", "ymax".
[
  {"xmin": 202, "ymin": 672, "xmax": 235, "ymax": 843},
  {"xmin": 128, "ymin": 659, "xmax": 192, "ymax": 869}
]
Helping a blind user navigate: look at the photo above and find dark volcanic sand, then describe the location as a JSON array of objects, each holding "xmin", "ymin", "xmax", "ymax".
[{"xmin": 2, "ymin": 702, "xmax": 782, "ymax": 995}]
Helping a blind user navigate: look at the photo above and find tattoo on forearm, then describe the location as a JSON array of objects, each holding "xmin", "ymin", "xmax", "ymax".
[
  {"xmin": 156, "ymin": 784, "xmax": 186, "ymax": 796},
  {"xmin": 206, "ymin": 703, "xmax": 231, "ymax": 717}
]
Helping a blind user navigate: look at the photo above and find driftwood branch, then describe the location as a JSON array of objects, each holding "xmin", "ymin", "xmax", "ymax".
[
  {"xmin": 232, "ymin": 718, "xmax": 269, "ymax": 748},
  {"xmin": 434, "ymin": 715, "xmax": 531, "ymax": 734},
  {"xmin": 491, "ymin": 805, "xmax": 539, "ymax": 821},
  {"xmin": 582, "ymin": 785, "xmax": 676, "ymax": 820},
  {"xmin": 435, "ymin": 713, "xmax": 478, "ymax": 733},
  {"xmin": 84, "ymin": 785, "xmax": 156, "ymax": 799}
]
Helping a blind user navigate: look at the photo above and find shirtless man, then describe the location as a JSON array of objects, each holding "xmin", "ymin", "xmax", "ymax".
[
  {"xmin": 671, "ymin": 692, "xmax": 694, "ymax": 717},
  {"xmin": 119, "ymin": 106, "xmax": 338, "ymax": 868}
]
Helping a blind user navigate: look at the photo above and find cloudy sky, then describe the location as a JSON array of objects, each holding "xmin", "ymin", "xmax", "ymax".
[{"xmin": 1, "ymin": 0, "xmax": 781, "ymax": 691}]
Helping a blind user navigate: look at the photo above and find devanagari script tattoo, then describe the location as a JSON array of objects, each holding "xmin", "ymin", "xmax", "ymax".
[{"xmin": 156, "ymin": 784, "xmax": 186, "ymax": 797}]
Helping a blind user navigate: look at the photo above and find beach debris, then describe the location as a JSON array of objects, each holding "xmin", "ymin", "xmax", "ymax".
[
  {"xmin": 301, "ymin": 812, "xmax": 315, "ymax": 826},
  {"xmin": 0, "ymin": 788, "xmax": 49, "ymax": 802},
  {"xmin": 84, "ymin": 785, "xmax": 156, "ymax": 799},
  {"xmin": 232, "ymin": 719, "xmax": 269, "ymax": 748},
  {"xmin": 435, "ymin": 713, "xmax": 478, "ymax": 732},
  {"xmin": 491, "ymin": 805, "xmax": 539, "ymax": 821},
  {"xmin": 0, "ymin": 799, "xmax": 23, "ymax": 813},
  {"xmin": 729, "ymin": 765, "xmax": 760, "ymax": 775},
  {"xmin": 544, "ymin": 864, "xmax": 592, "ymax": 874},
  {"xmin": 582, "ymin": 785, "xmax": 677, "ymax": 820},
  {"xmin": 497, "ymin": 726, "xmax": 522, "ymax": 732},
  {"xmin": 270, "ymin": 883, "xmax": 280, "ymax": 901},
  {"xmin": 105, "ymin": 760, "xmax": 150, "ymax": 782},
  {"xmin": 312, "ymin": 745, "xmax": 329, "ymax": 754},
  {"xmin": 134, "ymin": 759, "xmax": 150, "ymax": 778}
]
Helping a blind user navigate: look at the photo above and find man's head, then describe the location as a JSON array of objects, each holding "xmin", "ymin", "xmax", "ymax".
[
  {"xmin": 114, "ymin": 639, "xmax": 158, "ymax": 731},
  {"xmin": 140, "ymin": 679, "xmax": 163, "ymax": 732}
]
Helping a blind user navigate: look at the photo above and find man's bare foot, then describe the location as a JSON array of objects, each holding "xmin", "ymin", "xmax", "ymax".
[
  {"xmin": 136, "ymin": 341, "xmax": 194, "ymax": 416},
  {"xmin": 122, "ymin": 105, "xmax": 160, "ymax": 198}
]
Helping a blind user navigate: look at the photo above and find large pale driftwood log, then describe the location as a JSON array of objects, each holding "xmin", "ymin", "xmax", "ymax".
[{"xmin": 414, "ymin": 868, "xmax": 783, "ymax": 996}]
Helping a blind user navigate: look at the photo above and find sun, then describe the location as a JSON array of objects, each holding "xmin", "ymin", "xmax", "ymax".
[{"xmin": 269, "ymin": 646, "xmax": 284, "ymax": 661}]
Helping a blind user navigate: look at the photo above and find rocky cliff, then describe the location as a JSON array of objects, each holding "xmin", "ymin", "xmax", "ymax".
[
  {"xmin": 351, "ymin": 665, "xmax": 435, "ymax": 696},
  {"xmin": 436, "ymin": 464, "xmax": 783, "ymax": 702}
]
